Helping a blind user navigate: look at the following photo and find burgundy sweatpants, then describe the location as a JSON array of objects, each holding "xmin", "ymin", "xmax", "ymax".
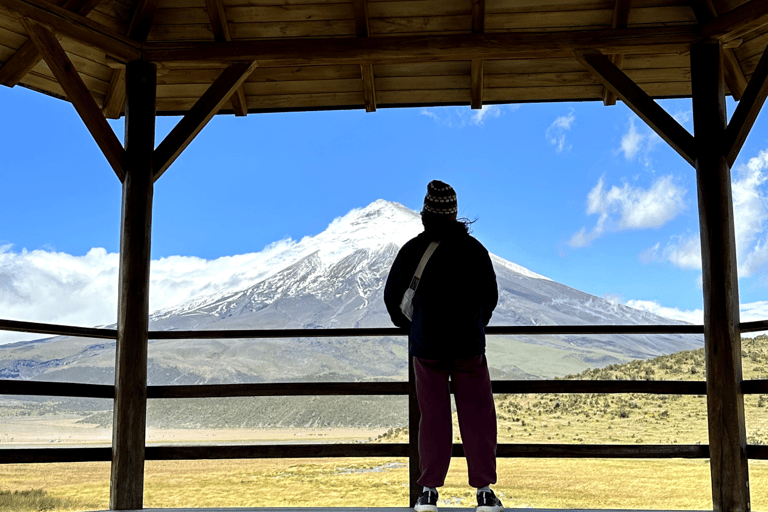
[{"xmin": 413, "ymin": 354, "xmax": 497, "ymax": 489}]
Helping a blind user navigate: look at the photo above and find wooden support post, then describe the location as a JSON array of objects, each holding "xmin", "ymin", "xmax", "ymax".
[
  {"xmin": 408, "ymin": 355, "xmax": 421, "ymax": 507},
  {"xmin": 691, "ymin": 41, "xmax": 750, "ymax": 512},
  {"xmin": 111, "ymin": 59, "xmax": 156, "ymax": 511}
]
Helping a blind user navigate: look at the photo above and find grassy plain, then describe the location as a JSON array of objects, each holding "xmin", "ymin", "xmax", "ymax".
[{"xmin": 3, "ymin": 335, "xmax": 768, "ymax": 511}]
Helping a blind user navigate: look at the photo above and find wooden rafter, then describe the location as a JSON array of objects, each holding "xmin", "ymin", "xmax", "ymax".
[
  {"xmin": 471, "ymin": 59, "xmax": 483, "ymax": 110},
  {"xmin": 692, "ymin": 0, "xmax": 748, "ymax": 100},
  {"xmin": 702, "ymin": 0, "xmax": 768, "ymax": 44},
  {"xmin": 0, "ymin": 0, "xmax": 103, "ymax": 87},
  {"xmin": 154, "ymin": 61, "xmax": 258, "ymax": 181},
  {"xmin": 602, "ymin": 0, "xmax": 631, "ymax": 106},
  {"xmin": 352, "ymin": 0, "xmax": 376, "ymax": 112},
  {"xmin": 470, "ymin": 0, "xmax": 485, "ymax": 109},
  {"xmin": 205, "ymin": 0, "xmax": 230, "ymax": 41},
  {"xmin": 724, "ymin": 44, "xmax": 768, "ymax": 167},
  {"xmin": 471, "ymin": 0, "xmax": 485, "ymax": 34},
  {"xmin": 103, "ymin": 67, "xmax": 126, "ymax": 119},
  {"xmin": 352, "ymin": 0, "xmax": 370, "ymax": 38},
  {"xmin": 204, "ymin": 0, "xmax": 247, "ymax": 116},
  {"xmin": 1, "ymin": 0, "xmax": 141, "ymax": 62},
  {"xmin": 20, "ymin": 17, "xmax": 125, "ymax": 180},
  {"xmin": 143, "ymin": 26, "xmax": 699, "ymax": 67},
  {"xmin": 127, "ymin": 0, "xmax": 160, "ymax": 42},
  {"xmin": 573, "ymin": 49, "xmax": 696, "ymax": 166}
]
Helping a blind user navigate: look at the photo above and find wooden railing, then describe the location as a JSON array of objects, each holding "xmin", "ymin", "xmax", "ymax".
[{"xmin": 1, "ymin": 318, "xmax": 767, "ymax": 505}]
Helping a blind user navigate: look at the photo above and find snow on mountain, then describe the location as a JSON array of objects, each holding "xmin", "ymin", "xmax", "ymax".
[{"xmin": 0, "ymin": 199, "xmax": 703, "ymax": 386}]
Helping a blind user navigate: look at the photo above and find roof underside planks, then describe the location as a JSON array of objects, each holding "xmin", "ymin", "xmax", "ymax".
[{"xmin": 0, "ymin": 0, "xmax": 764, "ymax": 117}]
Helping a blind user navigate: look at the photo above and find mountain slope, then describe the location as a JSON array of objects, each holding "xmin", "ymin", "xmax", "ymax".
[{"xmin": 0, "ymin": 200, "xmax": 702, "ymax": 386}]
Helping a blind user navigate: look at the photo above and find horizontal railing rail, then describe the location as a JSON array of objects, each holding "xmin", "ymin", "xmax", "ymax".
[
  {"xmin": 1, "ymin": 315, "xmax": 766, "ymax": 504},
  {"xmin": 0, "ymin": 378, "xmax": 710, "ymax": 399},
  {"xmin": 0, "ymin": 318, "xmax": 719, "ymax": 340}
]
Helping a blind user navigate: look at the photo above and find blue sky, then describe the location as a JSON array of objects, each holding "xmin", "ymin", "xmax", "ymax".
[{"xmin": 1, "ymin": 84, "xmax": 767, "ymax": 344}]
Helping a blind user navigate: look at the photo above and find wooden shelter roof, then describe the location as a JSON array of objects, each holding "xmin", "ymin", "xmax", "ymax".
[{"xmin": 1, "ymin": 0, "xmax": 767, "ymax": 118}]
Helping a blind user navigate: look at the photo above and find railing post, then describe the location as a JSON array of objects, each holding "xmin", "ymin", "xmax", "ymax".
[
  {"xmin": 691, "ymin": 41, "xmax": 750, "ymax": 512},
  {"xmin": 110, "ymin": 58, "xmax": 156, "ymax": 511},
  {"xmin": 408, "ymin": 355, "xmax": 421, "ymax": 506}
]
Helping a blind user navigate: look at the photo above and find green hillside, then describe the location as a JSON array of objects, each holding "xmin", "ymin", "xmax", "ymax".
[{"xmin": 379, "ymin": 334, "xmax": 768, "ymax": 446}]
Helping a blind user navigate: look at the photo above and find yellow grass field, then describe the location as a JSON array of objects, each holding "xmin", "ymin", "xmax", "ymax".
[{"xmin": 4, "ymin": 457, "xmax": 768, "ymax": 510}]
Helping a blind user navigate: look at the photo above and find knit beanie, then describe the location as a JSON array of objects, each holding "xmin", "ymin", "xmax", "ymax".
[{"xmin": 422, "ymin": 180, "xmax": 458, "ymax": 216}]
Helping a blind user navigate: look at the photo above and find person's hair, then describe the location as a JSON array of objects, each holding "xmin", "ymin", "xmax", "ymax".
[{"xmin": 421, "ymin": 211, "xmax": 475, "ymax": 238}]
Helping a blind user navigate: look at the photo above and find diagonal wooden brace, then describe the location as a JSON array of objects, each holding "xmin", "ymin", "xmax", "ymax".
[
  {"xmin": 20, "ymin": 17, "xmax": 125, "ymax": 181},
  {"xmin": 573, "ymin": 49, "xmax": 696, "ymax": 166}
]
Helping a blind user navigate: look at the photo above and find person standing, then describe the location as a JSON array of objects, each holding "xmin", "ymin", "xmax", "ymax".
[{"xmin": 384, "ymin": 180, "xmax": 502, "ymax": 512}]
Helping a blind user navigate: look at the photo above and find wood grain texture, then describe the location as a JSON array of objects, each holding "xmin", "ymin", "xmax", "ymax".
[
  {"xmin": 102, "ymin": 66, "xmax": 126, "ymax": 118},
  {"xmin": 573, "ymin": 49, "xmax": 696, "ymax": 166},
  {"xmin": 724, "ymin": 43, "xmax": 768, "ymax": 166},
  {"xmin": 691, "ymin": 41, "xmax": 750, "ymax": 512},
  {"xmin": 471, "ymin": 58, "xmax": 483, "ymax": 108},
  {"xmin": 127, "ymin": 0, "xmax": 160, "ymax": 42},
  {"xmin": 0, "ymin": 0, "xmax": 102, "ymax": 86},
  {"xmin": 361, "ymin": 62, "xmax": 376, "ymax": 111},
  {"xmin": 111, "ymin": 58, "xmax": 157, "ymax": 512},
  {"xmin": 142, "ymin": 26, "xmax": 700, "ymax": 66},
  {"xmin": 702, "ymin": 0, "xmax": 768, "ymax": 43},
  {"xmin": 20, "ymin": 18, "xmax": 125, "ymax": 180},
  {"xmin": 2, "ymin": 0, "xmax": 141, "ymax": 61},
  {"xmin": 154, "ymin": 61, "xmax": 257, "ymax": 180}
]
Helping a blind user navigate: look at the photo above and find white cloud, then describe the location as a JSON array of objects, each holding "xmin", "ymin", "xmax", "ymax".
[
  {"xmin": 625, "ymin": 299, "xmax": 703, "ymax": 325},
  {"xmin": 646, "ymin": 149, "xmax": 768, "ymax": 278},
  {"xmin": 569, "ymin": 175, "xmax": 687, "ymax": 247},
  {"xmin": 0, "ymin": 239, "xmax": 304, "ymax": 345},
  {"xmin": 626, "ymin": 299, "xmax": 768, "ymax": 337},
  {"xmin": 619, "ymin": 117, "xmax": 645, "ymax": 160},
  {"xmin": 471, "ymin": 104, "xmax": 502, "ymax": 126},
  {"xmin": 420, "ymin": 105, "xmax": 511, "ymax": 128},
  {"xmin": 626, "ymin": 299, "xmax": 767, "ymax": 325},
  {"xmin": 618, "ymin": 111, "xmax": 690, "ymax": 165},
  {"xmin": 546, "ymin": 109, "xmax": 575, "ymax": 152}
]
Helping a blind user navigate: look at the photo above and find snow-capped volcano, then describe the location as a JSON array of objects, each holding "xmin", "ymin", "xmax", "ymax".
[{"xmin": 1, "ymin": 200, "xmax": 702, "ymax": 386}]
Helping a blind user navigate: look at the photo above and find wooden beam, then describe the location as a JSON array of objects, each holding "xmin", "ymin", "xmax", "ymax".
[
  {"xmin": 205, "ymin": 0, "xmax": 230, "ymax": 41},
  {"xmin": 352, "ymin": 0, "xmax": 376, "ymax": 112},
  {"xmin": 602, "ymin": 0, "xmax": 631, "ymax": 106},
  {"xmin": 471, "ymin": 0, "xmax": 485, "ymax": 34},
  {"xmin": 361, "ymin": 63, "xmax": 376, "ymax": 112},
  {"xmin": 352, "ymin": 0, "xmax": 370, "ymax": 38},
  {"xmin": 471, "ymin": 0, "xmax": 485, "ymax": 109},
  {"xmin": 0, "ymin": 0, "xmax": 104, "ymax": 87},
  {"xmin": 722, "ymin": 49, "xmax": 748, "ymax": 100},
  {"xmin": 142, "ymin": 26, "xmax": 700, "ymax": 67},
  {"xmin": 724, "ymin": 44, "xmax": 768, "ymax": 167},
  {"xmin": 1, "ymin": 0, "xmax": 142, "ymax": 62},
  {"xmin": 102, "ymin": 67, "xmax": 126, "ymax": 119},
  {"xmin": 691, "ymin": 0, "xmax": 748, "ymax": 101},
  {"xmin": 111, "ymin": 58, "xmax": 156, "ymax": 511},
  {"xmin": 154, "ymin": 61, "xmax": 257, "ymax": 180},
  {"xmin": 573, "ymin": 49, "xmax": 696, "ymax": 166},
  {"xmin": 691, "ymin": 40, "xmax": 750, "ymax": 512},
  {"xmin": 127, "ymin": 0, "xmax": 160, "ymax": 42},
  {"xmin": 471, "ymin": 58, "xmax": 483, "ymax": 109},
  {"xmin": 702, "ymin": 0, "xmax": 768, "ymax": 43},
  {"xmin": 205, "ymin": 0, "xmax": 247, "ymax": 116},
  {"xmin": 229, "ymin": 86, "xmax": 248, "ymax": 116},
  {"xmin": 20, "ymin": 18, "xmax": 125, "ymax": 180}
]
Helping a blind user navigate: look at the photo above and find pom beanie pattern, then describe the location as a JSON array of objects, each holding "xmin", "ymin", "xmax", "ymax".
[{"xmin": 422, "ymin": 180, "xmax": 458, "ymax": 215}]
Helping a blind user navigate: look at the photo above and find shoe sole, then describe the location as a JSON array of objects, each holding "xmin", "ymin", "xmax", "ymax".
[
  {"xmin": 414, "ymin": 505, "xmax": 438, "ymax": 512},
  {"xmin": 477, "ymin": 506, "xmax": 504, "ymax": 512}
]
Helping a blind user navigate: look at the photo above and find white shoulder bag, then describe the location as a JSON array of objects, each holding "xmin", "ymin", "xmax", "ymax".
[{"xmin": 400, "ymin": 241, "xmax": 440, "ymax": 321}]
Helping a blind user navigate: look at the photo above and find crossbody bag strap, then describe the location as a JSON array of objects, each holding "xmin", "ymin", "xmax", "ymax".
[{"xmin": 409, "ymin": 241, "xmax": 440, "ymax": 291}]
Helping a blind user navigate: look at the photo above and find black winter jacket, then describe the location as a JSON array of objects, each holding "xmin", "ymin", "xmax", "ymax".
[{"xmin": 384, "ymin": 228, "xmax": 498, "ymax": 359}]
